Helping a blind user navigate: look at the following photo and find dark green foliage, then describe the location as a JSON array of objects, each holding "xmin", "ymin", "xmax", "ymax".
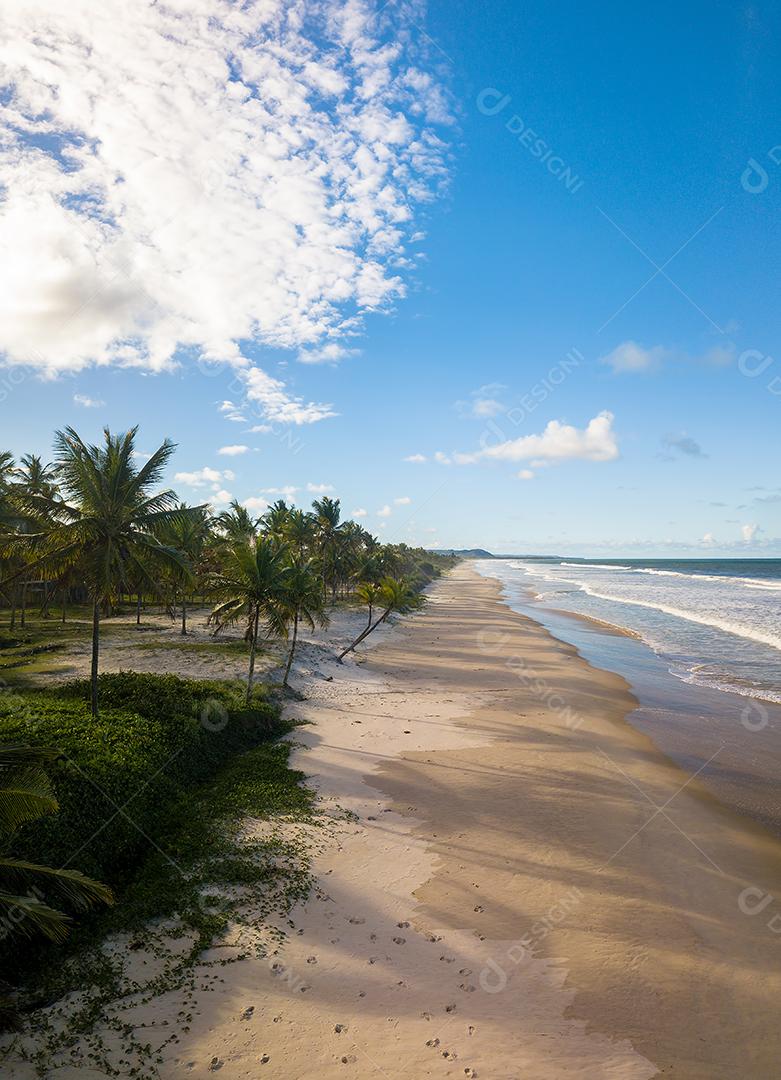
[{"xmin": 0, "ymin": 673, "xmax": 284, "ymax": 892}]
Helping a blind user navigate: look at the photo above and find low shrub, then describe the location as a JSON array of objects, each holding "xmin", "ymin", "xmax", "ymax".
[{"xmin": 0, "ymin": 673, "xmax": 285, "ymax": 892}]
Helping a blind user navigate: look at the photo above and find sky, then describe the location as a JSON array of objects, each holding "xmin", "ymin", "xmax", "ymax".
[{"xmin": 1, "ymin": 0, "xmax": 781, "ymax": 556}]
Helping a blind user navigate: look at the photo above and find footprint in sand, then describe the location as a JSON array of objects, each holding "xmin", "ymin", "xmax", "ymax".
[
  {"xmin": 459, "ymin": 983, "xmax": 476, "ymax": 993},
  {"xmin": 260, "ymin": 1055, "xmax": 270, "ymax": 1065},
  {"xmin": 467, "ymin": 1025, "xmax": 475, "ymax": 1036},
  {"xmin": 459, "ymin": 969, "xmax": 472, "ymax": 976},
  {"xmin": 421, "ymin": 1011, "xmax": 431, "ymax": 1021},
  {"xmin": 240, "ymin": 1006, "xmax": 254, "ymax": 1020},
  {"xmin": 392, "ymin": 936, "xmax": 406, "ymax": 945},
  {"xmin": 426, "ymin": 1038, "xmax": 440, "ymax": 1048},
  {"xmin": 370, "ymin": 933, "xmax": 378, "ymax": 941},
  {"xmin": 397, "ymin": 921, "xmax": 410, "ymax": 928},
  {"xmin": 445, "ymin": 1003, "xmax": 457, "ymax": 1013},
  {"xmin": 464, "ymin": 1069, "xmax": 477, "ymax": 1077},
  {"xmin": 442, "ymin": 1049, "xmax": 458, "ymax": 1060},
  {"xmin": 473, "ymin": 905, "xmax": 484, "ymax": 913},
  {"xmin": 307, "ymin": 956, "xmax": 318, "ymax": 964},
  {"xmin": 348, "ymin": 916, "xmax": 365, "ymax": 925},
  {"xmin": 340, "ymin": 1055, "xmax": 357, "ymax": 1064},
  {"xmin": 334, "ymin": 1024, "xmax": 348, "ymax": 1034},
  {"xmin": 440, "ymin": 955, "xmax": 455, "ymax": 963},
  {"xmin": 207, "ymin": 1058, "xmax": 223, "ymax": 1072}
]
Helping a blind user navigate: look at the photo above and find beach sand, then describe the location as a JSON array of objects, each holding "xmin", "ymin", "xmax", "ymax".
[{"xmin": 8, "ymin": 563, "xmax": 781, "ymax": 1078}]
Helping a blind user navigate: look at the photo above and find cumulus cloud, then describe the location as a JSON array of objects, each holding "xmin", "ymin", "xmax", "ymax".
[
  {"xmin": 243, "ymin": 496, "xmax": 269, "ymax": 513},
  {"xmin": 518, "ymin": 469, "xmax": 534, "ymax": 480},
  {"xmin": 351, "ymin": 508, "xmax": 367, "ymax": 518},
  {"xmin": 394, "ymin": 495, "xmax": 412, "ymax": 505},
  {"xmin": 307, "ymin": 482, "xmax": 334, "ymax": 494},
  {"xmin": 0, "ymin": 0, "xmax": 451, "ymax": 425},
  {"xmin": 173, "ymin": 467, "xmax": 233, "ymax": 508},
  {"xmin": 218, "ymin": 444, "xmax": 249, "ymax": 456},
  {"xmin": 455, "ymin": 382, "xmax": 506, "ymax": 419},
  {"xmin": 459, "ymin": 411, "xmax": 618, "ymax": 466},
  {"xmin": 405, "ymin": 453, "xmax": 427, "ymax": 463},
  {"xmin": 73, "ymin": 393, "xmax": 105, "ymax": 408},
  {"xmin": 742, "ymin": 523, "xmax": 760, "ymax": 543},
  {"xmin": 377, "ymin": 505, "xmax": 392, "ymax": 518}
]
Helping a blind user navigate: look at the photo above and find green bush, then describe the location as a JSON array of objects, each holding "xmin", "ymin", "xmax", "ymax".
[{"xmin": 0, "ymin": 673, "xmax": 284, "ymax": 892}]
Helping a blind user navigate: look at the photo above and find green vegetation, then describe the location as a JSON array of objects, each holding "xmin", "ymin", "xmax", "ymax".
[{"xmin": 0, "ymin": 425, "xmax": 458, "ymax": 1040}]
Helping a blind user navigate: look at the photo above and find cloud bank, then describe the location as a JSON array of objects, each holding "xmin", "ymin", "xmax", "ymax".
[{"xmin": 0, "ymin": 0, "xmax": 450, "ymax": 423}]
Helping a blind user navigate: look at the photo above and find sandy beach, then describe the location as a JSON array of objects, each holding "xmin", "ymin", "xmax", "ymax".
[
  {"xmin": 158, "ymin": 562, "xmax": 781, "ymax": 1078},
  {"xmin": 7, "ymin": 562, "xmax": 781, "ymax": 1079}
]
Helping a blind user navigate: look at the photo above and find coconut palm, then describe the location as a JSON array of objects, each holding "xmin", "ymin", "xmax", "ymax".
[
  {"xmin": 355, "ymin": 580, "xmax": 382, "ymax": 628},
  {"xmin": 214, "ymin": 500, "xmax": 257, "ymax": 544},
  {"xmin": 261, "ymin": 499, "xmax": 292, "ymax": 541},
  {"xmin": 158, "ymin": 503, "xmax": 211, "ymax": 634},
  {"xmin": 283, "ymin": 508, "xmax": 316, "ymax": 556},
  {"xmin": 0, "ymin": 743, "xmax": 113, "ymax": 1027},
  {"xmin": 338, "ymin": 577, "xmax": 423, "ymax": 661},
  {"xmin": 311, "ymin": 496, "xmax": 344, "ymax": 601},
  {"xmin": 209, "ymin": 537, "xmax": 289, "ymax": 703},
  {"xmin": 268, "ymin": 557, "xmax": 328, "ymax": 688},
  {"xmin": 11, "ymin": 454, "xmax": 60, "ymax": 618},
  {"xmin": 8, "ymin": 427, "xmax": 199, "ymax": 718}
]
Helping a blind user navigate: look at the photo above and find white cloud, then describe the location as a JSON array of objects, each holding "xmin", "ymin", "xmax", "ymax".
[
  {"xmin": 298, "ymin": 343, "xmax": 359, "ymax": 365},
  {"xmin": 601, "ymin": 341, "xmax": 736, "ymax": 374},
  {"xmin": 472, "ymin": 397, "xmax": 504, "ymax": 418},
  {"xmin": 377, "ymin": 505, "xmax": 392, "ymax": 518},
  {"xmin": 307, "ymin": 482, "xmax": 334, "ymax": 494},
  {"xmin": 243, "ymin": 496, "xmax": 269, "ymax": 513},
  {"xmin": 434, "ymin": 451, "xmax": 452, "ymax": 465},
  {"xmin": 701, "ymin": 532, "xmax": 716, "ymax": 545},
  {"xmin": 0, "ymin": 0, "xmax": 451, "ymax": 425},
  {"xmin": 405, "ymin": 454, "xmax": 427, "ymax": 463},
  {"xmin": 351, "ymin": 508, "xmax": 368, "ymax": 518},
  {"xmin": 600, "ymin": 341, "xmax": 668, "ymax": 373},
  {"xmin": 218, "ymin": 444, "xmax": 249, "ymax": 456},
  {"xmin": 742, "ymin": 523, "xmax": 760, "ymax": 543},
  {"xmin": 462, "ymin": 412, "xmax": 619, "ymax": 466},
  {"xmin": 262, "ymin": 485, "xmax": 298, "ymax": 500},
  {"xmin": 175, "ymin": 466, "xmax": 235, "ymax": 489},
  {"xmin": 242, "ymin": 367, "xmax": 336, "ymax": 426},
  {"xmin": 73, "ymin": 393, "xmax": 105, "ymax": 408},
  {"xmin": 394, "ymin": 495, "xmax": 412, "ymax": 505},
  {"xmin": 518, "ymin": 469, "xmax": 535, "ymax": 480},
  {"xmin": 209, "ymin": 488, "xmax": 233, "ymax": 507}
]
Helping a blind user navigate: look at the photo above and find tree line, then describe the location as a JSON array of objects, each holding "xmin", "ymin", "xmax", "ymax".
[{"xmin": 0, "ymin": 426, "xmax": 453, "ymax": 714}]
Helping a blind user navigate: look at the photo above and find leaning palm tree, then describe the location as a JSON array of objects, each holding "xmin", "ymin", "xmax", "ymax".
[
  {"xmin": 209, "ymin": 537, "xmax": 289, "ymax": 703},
  {"xmin": 268, "ymin": 557, "xmax": 328, "ymax": 688},
  {"xmin": 7, "ymin": 427, "xmax": 199, "ymax": 718},
  {"xmin": 0, "ymin": 743, "xmax": 113, "ymax": 1028},
  {"xmin": 338, "ymin": 577, "xmax": 423, "ymax": 662}
]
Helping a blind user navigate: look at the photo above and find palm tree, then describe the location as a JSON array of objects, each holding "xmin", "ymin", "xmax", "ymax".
[
  {"xmin": 282, "ymin": 508, "xmax": 316, "ymax": 556},
  {"xmin": 214, "ymin": 499, "xmax": 257, "ymax": 544},
  {"xmin": 9, "ymin": 427, "xmax": 199, "ymax": 718},
  {"xmin": 0, "ymin": 743, "xmax": 112, "ymax": 1027},
  {"xmin": 261, "ymin": 499, "xmax": 292, "ymax": 541},
  {"xmin": 338, "ymin": 577, "xmax": 422, "ymax": 662},
  {"xmin": 355, "ymin": 580, "xmax": 382, "ymax": 628},
  {"xmin": 209, "ymin": 537, "xmax": 289, "ymax": 703},
  {"xmin": 269, "ymin": 557, "xmax": 328, "ymax": 688},
  {"xmin": 311, "ymin": 496, "xmax": 343, "ymax": 601},
  {"xmin": 158, "ymin": 504, "xmax": 210, "ymax": 634},
  {"xmin": 12, "ymin": 454, "xmax": 60, "ymax": 619}
]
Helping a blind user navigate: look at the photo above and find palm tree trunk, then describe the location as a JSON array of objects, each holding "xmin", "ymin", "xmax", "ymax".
[
  {"xmin": 366, "ymin": 602, "xmax": 373, "ymax": 628},
  {"xmin": 246, "ymin": 604, "xmax": 260, "ymax": 704},
  {"xmin": 41, "ymin": 578, "xmax": 50, "ymax": 618},
  {"xmin": 338, "ymin": 605, "xmax": 391, "ymax": 662},
  {"xmin": 61, "ymin": 588, "xmax": 67, "ymax": 624},
  {"xmin": 136, "ymin": 592, "xmax": 142, "ymax": 627},
  {"xmin": 90, "ymin": 599, "xmax": 100, "ymax": 719},
  {"xmin": 181, "ymin": 597, "xmax": 187, "ymax": 635},
  {"xmin": 9, "ymin": 586, "xmax": 16, "ymax": 630},
  {"xmin": 283, "ymin": 610, "xmax": 299, "ymax": 687},
  {"xmin": 20, "ymin": 582, "xmax": 26, "ymax": 628}
]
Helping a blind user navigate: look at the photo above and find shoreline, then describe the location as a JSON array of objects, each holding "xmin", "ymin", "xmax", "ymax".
[
  {"xmin": 6, "ymin": 563, "xmax": 781, "ymax": 1078},
  {"xmin": 155, "ymin": 563, "xmax": 781, "ymax": 1077}
]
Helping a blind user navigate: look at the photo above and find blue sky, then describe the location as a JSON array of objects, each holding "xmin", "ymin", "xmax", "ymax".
[{"xmin": 2, "ymin": 0, "xmax": 780, "ymax": 555}]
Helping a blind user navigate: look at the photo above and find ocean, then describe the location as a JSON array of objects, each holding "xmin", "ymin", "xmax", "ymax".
[
  {"xmin": 478, "ymin": 557, "xmax": 781, "ymax": 705},
  {"xmin": 475, "ymin": 556, "xmax": 781, "ymax": 833}
]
